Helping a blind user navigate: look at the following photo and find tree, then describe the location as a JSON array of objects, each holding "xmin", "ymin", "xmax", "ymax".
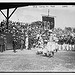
[
  {"xmin": 65, "ymin": 27, "xmax": 72, "ymax": 32},
  {"xmin": 73, "ymin": 28, "xmax": 75, "ymax": 33}
]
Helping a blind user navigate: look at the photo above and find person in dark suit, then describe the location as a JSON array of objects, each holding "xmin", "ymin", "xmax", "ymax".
[
  {"xmin": 4, "ymin": 37, "xmax": 7, "ymax": 51},
  {"xmin": 28, "ymin": 30, "xmax": 32, "ymax": 50},
  {"xmin": 0, "ymin": 35, "xmax": 4, "ymax": 52},
  {"xmin": 12, "ymin": 38, "xmax": 17, "ymax": 53},
  {"xmin": 20, "ymin": 39, "xmax": 24, "ymax": 50}
]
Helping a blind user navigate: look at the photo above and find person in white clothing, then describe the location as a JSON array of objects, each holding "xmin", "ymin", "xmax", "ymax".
[
  {"xmin": 54, "ymin": 42, "xmax": 59, "ymax": 52},
  {"xmin": 69, "ymin": 44, "xmax": 72, "ymax": 50},
  {"xmin": 62, "ymin": 43, "xmax": 65, "ymax": 50},
  {"xmin": 66, "ymin": 44, "xmax": 69, "ymax": 51},
  {"xmin": 72, "ymin": 45, "xmax": 74, "ymax": 50},
  {"xmin": 43, "ymin": 34, "xmax": 55, "ymax": 57},
  {"xmin": 58, "ymin": 44, "xmax": 61, "ymax": 51},
  {"xmin": 74, "ymin": 44, "xmax": 75, "ymax": 51},
  {"xmin": 25, "ymin": 35, "xmax": 28, "ymax": 50}
]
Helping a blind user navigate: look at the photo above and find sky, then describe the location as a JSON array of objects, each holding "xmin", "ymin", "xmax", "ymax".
[{"xmin": 0, "ymin": 5, "xmax": 75, "ymax": 29}]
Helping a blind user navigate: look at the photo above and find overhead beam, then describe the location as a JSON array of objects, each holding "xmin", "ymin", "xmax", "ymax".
[
  {"xmin": 9, "ymin": 7, "xmax": 17, "ymax": 19},
  {"xmin": 0, "ymin": 10, "xmax": 7, "ymax": 19}
]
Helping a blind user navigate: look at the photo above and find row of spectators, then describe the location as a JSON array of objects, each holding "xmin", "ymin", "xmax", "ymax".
[{"xmin": 0, "ymin": 20, "xmax": 75, "ymax": 51}]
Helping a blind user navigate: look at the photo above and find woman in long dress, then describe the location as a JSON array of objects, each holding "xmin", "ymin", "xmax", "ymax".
[{"xmin": 43, "ymin": 34, "xmax": 56, "ymax": 56}]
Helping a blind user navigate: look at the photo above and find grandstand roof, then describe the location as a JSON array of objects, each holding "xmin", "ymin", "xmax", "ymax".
[
  {"xmin": 0, "ymin": 3, "xmax": 30, "ymax": 10},
  {"xmin": 0, "ymin": 3, "xmax": 72, "ymax": 10}
]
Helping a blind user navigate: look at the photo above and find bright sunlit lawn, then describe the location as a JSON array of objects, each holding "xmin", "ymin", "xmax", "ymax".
[{"xmin": 0, "ymin": 49, "xmax": 75, "ymax": 72}]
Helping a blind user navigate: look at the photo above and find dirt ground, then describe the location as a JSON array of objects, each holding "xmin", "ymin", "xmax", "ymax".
[{"xmin": 0, "ymin": 48, "xmax": 75, "ymax": 72}]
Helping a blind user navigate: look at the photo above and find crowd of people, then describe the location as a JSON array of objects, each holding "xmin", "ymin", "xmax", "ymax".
[
  {"xmin": 0, "ymin": 29, "xmax": 75, "ymax": 53},
  {"xmin": 0, "ymin": 20, "xmax": 75, "ymax": 53},
  {"xmin": 36, "ymin": 30, "xmax": 75, "ymax": 57}
]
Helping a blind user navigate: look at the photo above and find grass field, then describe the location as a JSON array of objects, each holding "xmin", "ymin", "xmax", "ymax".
[{"xmin": 0, "ymin": 49, "xmax": 75, "ymax": 72}]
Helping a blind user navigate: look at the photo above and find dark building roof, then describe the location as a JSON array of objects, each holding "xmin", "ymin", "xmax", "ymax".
[
  {"xmin": 0, "ymin": 3, "xmax": 48, "ymax": 10},
  {"xmin": 0, "ymin": 2, "xmax": 73, "ymax": 10},
  {"xmin": 0, "ymin": 3, "xmax": 30, "ymax": 10}
]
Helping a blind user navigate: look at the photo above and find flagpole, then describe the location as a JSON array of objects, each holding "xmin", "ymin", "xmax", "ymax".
[{"xmin": 48, "ymin": 9, "xmax": 49, "ymax": 16}]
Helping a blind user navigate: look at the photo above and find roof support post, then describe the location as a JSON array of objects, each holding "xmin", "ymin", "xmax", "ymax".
[
  {"xmin": 0, "ymin": 7, "xmax": 17, "ymax": 29},
  {"xmin": 6, "ymin": 8, "xmax": 9, "ymax": 29}
]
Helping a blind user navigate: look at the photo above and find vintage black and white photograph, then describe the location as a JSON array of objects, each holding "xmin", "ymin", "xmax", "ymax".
[{"xmin": 0, "ymin": 3, "xmax": 75, "ymax": 72}]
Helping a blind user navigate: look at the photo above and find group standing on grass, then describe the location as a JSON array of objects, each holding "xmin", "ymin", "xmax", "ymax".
[
  {"xmin": 36, "ymin": 31, "xmax": 75, "ymax": 57},
  {"xmin": 0, "ymin": 29, "xmax": 75, "ymax": 53}
]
